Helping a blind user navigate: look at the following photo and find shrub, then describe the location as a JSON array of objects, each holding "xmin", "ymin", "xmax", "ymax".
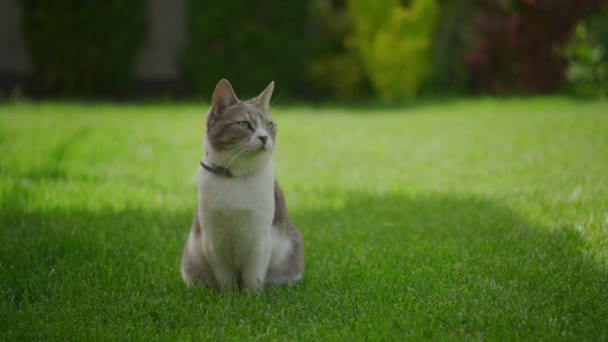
[
  {"xmin": 463, "ymin": 0, "xmax": 601, "ymax": 94},
  {"xmin": 349, "ymin": 0, "xmax": 439, "ymax": 101},
  {"xmin": 19, "ymin": 0, "xmax": 146, "ymax": 97},
  {"xmin": 179, "ymin": 0, "xmax": 308, "ymax": 98},
  {"xmin": 563, "ymin": 3, "xmax": 608, "ymax": 98},
  {"xmin": 425, "ymin": 0, "xmax": 477, "ymax": 95},
  {"xmin": 306, "ymin": 0, "xmax": 371, "ymax": 100}
]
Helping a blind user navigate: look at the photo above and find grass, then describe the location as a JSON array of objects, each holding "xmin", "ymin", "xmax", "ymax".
[{"xmin": 1, "ymin": 97, "xmax": 607, "ymax": 340}]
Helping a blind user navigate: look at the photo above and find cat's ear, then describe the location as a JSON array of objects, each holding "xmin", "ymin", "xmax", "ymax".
[
  {"xmin": 253, "ymin": 81, "xmax": 274, "ymax": 112},
  {"xmin": 212, "ymin": 79, "xmax": 239, "ymax": 112}
]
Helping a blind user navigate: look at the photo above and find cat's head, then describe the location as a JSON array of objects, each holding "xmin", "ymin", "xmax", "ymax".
[{"xmin": 204, "ymin": 79, "xmax": 277, "ymax": 172}]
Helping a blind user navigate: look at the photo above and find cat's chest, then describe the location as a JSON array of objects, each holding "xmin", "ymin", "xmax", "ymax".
[{"xmin": 197, "ymin": 166, "xmax": 275, "ymax": 224}]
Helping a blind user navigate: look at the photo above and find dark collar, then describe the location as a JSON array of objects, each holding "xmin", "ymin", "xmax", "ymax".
[{"xmin": 200, "ymin": 159, "xmax": 233, "ymax": 178}]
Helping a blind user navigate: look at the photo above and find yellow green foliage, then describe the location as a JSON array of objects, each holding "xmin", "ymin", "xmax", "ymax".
[{"xmin": 350, "ymin": 0, "xmax": 438, "ymax": 100}]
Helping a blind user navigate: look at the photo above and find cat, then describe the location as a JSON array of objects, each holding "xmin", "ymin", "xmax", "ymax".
[{"xmin": 181, "ymin": 79, "xmax": 304, "ymax": 291}]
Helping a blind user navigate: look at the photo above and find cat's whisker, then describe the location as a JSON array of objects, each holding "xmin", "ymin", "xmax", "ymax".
[
  {"xmin": 214, "ymin": 144, "xmax": 245, "ymax": 165},
  {"xmin": 218, "ymin": 141, "xmax": 258, "ymax": 167},
  {"xmin": 216, "ymin": 146, "xmax": 248, "ymax": 166},
  {"xmin": 223, "ymin": 146, "xmax": 251, "ymax": 170},
  {"xmin": 222, "ymin": 141, "xmax": 261, "ymax": 169}
]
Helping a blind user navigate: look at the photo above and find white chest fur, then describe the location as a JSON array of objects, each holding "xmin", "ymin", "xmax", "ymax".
[{"xmin": 196, "ymin": 159, "xmax": 276, "ymax": 287}]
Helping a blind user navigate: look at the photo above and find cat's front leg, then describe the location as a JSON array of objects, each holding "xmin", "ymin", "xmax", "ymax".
[
  {"xmin": 241, "ymin": 243, "xmax": 271, "ymax": 291},
  {"xmin": 211, "ymin": 262, "xmax": 238, "ymax": 290}
]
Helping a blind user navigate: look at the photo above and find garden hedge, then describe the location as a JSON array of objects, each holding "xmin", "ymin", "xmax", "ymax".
[
  {"xmin": 179, "ymin": 0, "xmax": 308, "ymax": 98},
  {"xmin": 19, "ymin": 0, "xmax": 146, "ymax": 97}
]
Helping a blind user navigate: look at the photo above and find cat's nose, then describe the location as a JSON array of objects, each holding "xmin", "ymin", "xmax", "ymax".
[{"xmin": 258, "ymin": 135, "xmax": 268, "ymax": 144}]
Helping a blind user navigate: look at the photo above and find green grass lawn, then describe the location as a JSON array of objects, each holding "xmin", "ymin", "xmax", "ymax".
[{"xmin": 1, "ymin": 97, "xmax": 607, "ymax": 340}]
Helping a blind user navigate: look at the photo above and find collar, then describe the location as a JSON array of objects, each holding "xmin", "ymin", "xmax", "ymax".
[{"xmin": 200, "ymin": 158, "xmax": 233, "ymax": 178}]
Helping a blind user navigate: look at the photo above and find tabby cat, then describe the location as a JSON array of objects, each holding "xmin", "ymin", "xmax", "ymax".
[{"xmin": 181, "ymin": 79, "xmax": 304, "ymax": 291}]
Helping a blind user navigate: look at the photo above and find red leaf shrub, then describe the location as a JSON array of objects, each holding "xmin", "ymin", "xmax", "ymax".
[{"xmin": 463, "ymin": 0, "xmax": 601, "ymax": 94}]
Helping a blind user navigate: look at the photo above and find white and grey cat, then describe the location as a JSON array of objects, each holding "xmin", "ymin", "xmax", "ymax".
[{"xmin": 181, "ymin": 79, "xmax": 304, "ymax": 291}]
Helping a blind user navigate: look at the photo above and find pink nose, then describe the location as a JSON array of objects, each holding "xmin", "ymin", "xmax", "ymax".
[{"xmin": 259, "ymin": 135, "xmax": 268, "ymax": 144}]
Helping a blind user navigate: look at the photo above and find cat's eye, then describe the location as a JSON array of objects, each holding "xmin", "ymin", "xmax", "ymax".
[
  {"xmin": 265, "ymin": 122, "xmax": 275, "ymax": 131},
  {"xmin": 237, "ymin": 121, "xmax": 252, "ymax": 130}
]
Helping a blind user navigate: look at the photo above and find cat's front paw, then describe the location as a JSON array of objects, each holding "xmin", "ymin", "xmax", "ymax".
[{"xmin": 241, "ymin": 273, "xmax": 266, "ymax": 292}]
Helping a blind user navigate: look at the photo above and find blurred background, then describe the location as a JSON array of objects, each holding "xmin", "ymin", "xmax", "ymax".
[{"xmin": 1, "ymin": 0, "xmax": 607, "ymax": 101}]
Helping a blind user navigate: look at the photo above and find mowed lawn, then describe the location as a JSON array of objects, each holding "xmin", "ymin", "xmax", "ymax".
[{"xmin": 1, "ymin": 98, "xmax": 607, "ymax": 340}]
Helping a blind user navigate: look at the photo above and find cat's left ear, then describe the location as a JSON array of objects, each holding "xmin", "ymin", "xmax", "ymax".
[{"xmin": 253, "ymin": 81, "xmax": 274, "ymax": 112}]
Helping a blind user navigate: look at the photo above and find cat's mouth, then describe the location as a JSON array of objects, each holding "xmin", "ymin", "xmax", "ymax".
[
  {"xmin": 241, "ymin": 145, "xmax": 268, "ymax": 155},
  {"xmin": 261, "ymin": 144, "xmax": 274, "ymax": 153},
  {"xmin": 255, "ymin": 142, "xmax": 271, "ymax": 152},
  {"xmin": 239, "ymin": 142, "xmax": 271, "ymax": 154}
]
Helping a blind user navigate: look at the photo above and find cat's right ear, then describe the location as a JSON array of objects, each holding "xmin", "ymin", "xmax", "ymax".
[{"xmin": 211, "ymin": 79, "xmax": 239, "ymax": 112}]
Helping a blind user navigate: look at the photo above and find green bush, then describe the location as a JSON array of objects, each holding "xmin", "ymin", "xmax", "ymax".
[
  {"xmin": 180, "ymin": 0, "xmax": 308, "ymax": 98},
  {"xmin": 309, "ymin": 53, "xmax": 370, "ymax": 100},
  {"xmin": 564, "ymin": 3, "xmax": 608, "ymax": 98},
  {"xmin": 425, "ymin": 0, "xmax": 476, "ymax": 95},
  {"xmin": 19, "ymin": 0, "xmax": 146, "ymax": 97},
  {"xmin": 349, "ymin": 0, "xmax": 438, "ymax": 101},
  {"xmin": 306, "ymin": 0, "xmax": 371, "ymax": 100}
]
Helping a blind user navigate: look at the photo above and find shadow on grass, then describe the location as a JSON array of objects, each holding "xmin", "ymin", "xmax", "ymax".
[
  {"xmin": 1, "ymin": 187, "xmax": 606, "ymax": 337},
  {"xmin": 290, "ymin": 191, "xmax": 607, "ymax": 335},
  {"xmin": 294, "ymin": 191, "xmax": 595, "ymax": 273}
]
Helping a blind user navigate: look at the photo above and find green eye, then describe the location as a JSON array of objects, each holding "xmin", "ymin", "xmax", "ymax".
[
  {"xmin": 265, "ymin": 122, "xmax": 275, "ymax": 131},
  {"xmin": 237, "ymin": 121, "xmax": 252, "ymax": 130}
]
